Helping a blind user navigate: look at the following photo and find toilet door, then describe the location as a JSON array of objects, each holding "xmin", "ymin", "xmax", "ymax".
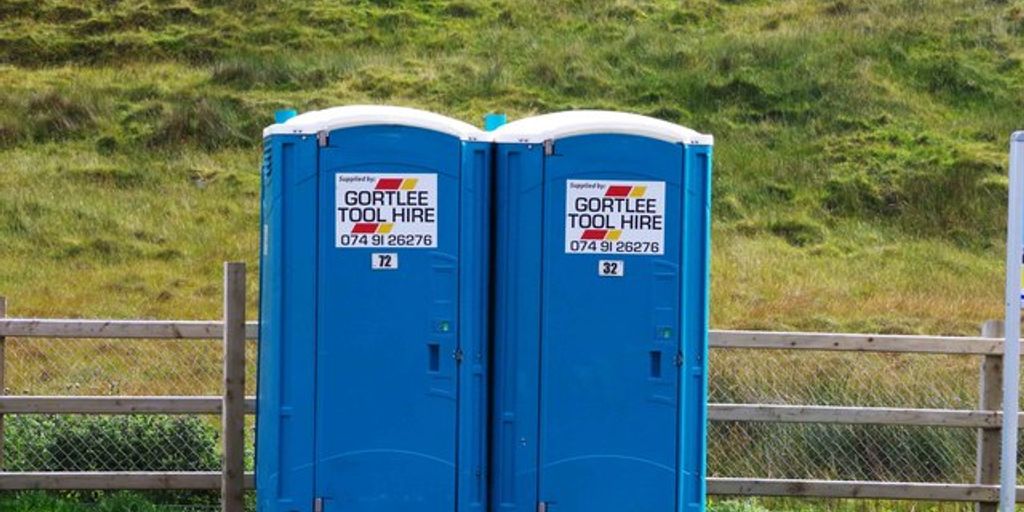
[
  {"xmin": 314, "ymin": 126, "xmax": 462, "ymax": 512},
  {"xmin": 536, "ymin": 135, "xmax": 683, "ymax": 511}
]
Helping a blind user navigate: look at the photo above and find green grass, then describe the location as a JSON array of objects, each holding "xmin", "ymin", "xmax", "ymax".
[
  {"xmin": 1, "ymin": 0, "xmax": 1020, "ymax": 333},
  {"xmin": 0, "ymin": 491, "xmax": 217, "ymax": 511},
  {"xmin": 708, "ymin": 498, "xmax": 975, "ymax": 512},
  {"xmin": 0, "ymin": 3, "xmax": 1021, "ymax": 508},
  {"xmin": 0, "ymin": 494, "xmax": 975, "ymax": 512}
]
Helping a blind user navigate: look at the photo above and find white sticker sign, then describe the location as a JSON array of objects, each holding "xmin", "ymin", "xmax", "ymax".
[
  {"xmin": 371, "ymin": 253, "xmax": 398, "ymax": 270},
  {"xmin": 598, "ymin": 259, "xmax": 625, "ymax": 277},
  {"xmin": 565, "ymin": 179, "xmax": 665, "ymax": 255},
  {"xmin": 336, "ymin": 173, "xmax": 437, "ymax": 248}
]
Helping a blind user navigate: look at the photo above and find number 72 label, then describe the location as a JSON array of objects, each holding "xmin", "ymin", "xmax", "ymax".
[{"xmin": 371, "ymin": 253, "xmax": 398, "ymax": 270}]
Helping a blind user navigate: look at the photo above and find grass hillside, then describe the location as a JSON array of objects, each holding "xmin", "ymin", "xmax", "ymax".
[{"xmin": 1, "ymin": 0, "xmax": 1022, "ymax": 334}]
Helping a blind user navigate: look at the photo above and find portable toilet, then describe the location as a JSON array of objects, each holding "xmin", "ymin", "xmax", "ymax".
[
  {"xmin": 257, "ymin": 105, "xmax": 492, "ymax": 512},
  {"xmin": 490, "ymin": 111, "xmax": 713, "ymax": 512}
]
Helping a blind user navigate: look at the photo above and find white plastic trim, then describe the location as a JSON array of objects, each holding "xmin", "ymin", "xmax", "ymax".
[
  {"xmin": 491, "ymin": 110, "xmax": 713, "ymax": 145},
  {"xmin": 1000, "ymin": 132, "xmax": 1024, "ymax": 512},
  {"xmin": 263, "ymin": 105, "xmax": 487, "ymax": 141}
]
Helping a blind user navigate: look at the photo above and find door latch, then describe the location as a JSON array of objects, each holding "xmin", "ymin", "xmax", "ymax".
[
  {"xmin": 314, "ymin": 497, "xmax": 324, "ymax": 512},
  {"xmin": 538, "ymin": 501, "xmax": 548, "ymax": 512}
]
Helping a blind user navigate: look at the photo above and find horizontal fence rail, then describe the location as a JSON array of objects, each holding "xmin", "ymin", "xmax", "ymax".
[
  {"xmin": 0, "ymin": 472, "xmax": 254, "ymax": 491},
  {"xmin": 707, "ymin": 478, "xmax": 1021, "ymax": 502},
  {"xmin": 1, "ymin": 311, "xmax": 1024, "ymax": 505},
  {"xmin": 0, "ymin": 319, "xmax": 258, "ymax": 340},
  {"xmin": 0, "ymin": 396, "xmax": 256, "ymax": 414},
  {"xmin": 709, "ymin": 329, "xmax": 1013, "ymax": 354},
  {"xmin": 0, "ymin": 322, "xmax": 1008, "ymax": 351},
  {"xmin": 708, "ymin": 404, "xmax": 1008, "ymax": 428}
]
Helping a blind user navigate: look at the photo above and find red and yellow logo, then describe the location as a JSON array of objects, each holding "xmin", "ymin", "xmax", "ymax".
[
  {"xmin": 580, "ymin": 229, "xmax": 622, "ymax": 240},
  {"xmin": 604, "ymin": 185, "xmax": 647, "ymax": 198},
  {"xmin": 351, "ymin": 178, "xmax": 420, "ymax": 233},
  {"xmin": 374, "ymin": 178, "xmax": 419, "ymax": 191},
  {"xmin": 577, "ymin": 185, "xmax": 648, "ymax": 240},
  {"xmin": 352, "ymin": 222, "xmax": 394, "ymax": 234}
]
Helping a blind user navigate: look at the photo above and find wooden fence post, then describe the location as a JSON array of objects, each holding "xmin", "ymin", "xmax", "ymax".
[
  {"xmin": 0, "ymin": 296, "xmax": 6, "ymax": 471},
  {"xmin": 222, "ymin": 263, "xmax": 246, "ymax": 512},
  {"xmin": 978, "ymin": 319, "xmax": 1004, "ymax": 512}
]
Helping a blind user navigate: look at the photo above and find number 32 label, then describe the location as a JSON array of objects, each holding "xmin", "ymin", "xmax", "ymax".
[{"xmin": 598, "ymin": 259, "xmax": 624, "ymax": 277}]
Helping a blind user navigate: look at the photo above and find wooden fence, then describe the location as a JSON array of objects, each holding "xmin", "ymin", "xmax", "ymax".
[
  {"xmin": 0, "ymin": 263, "xmax": 253, "ymax": 512},
  {"xmin": 708, "ymin": 321, "xmax": 1021, "ymax": 510},
  {"xmin": 0, "ymin": 263, "xmax": 1021, "ymax": 509}
]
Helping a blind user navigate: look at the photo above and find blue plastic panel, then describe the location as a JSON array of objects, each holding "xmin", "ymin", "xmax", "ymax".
[
  {"xmin": 492, "ymin": 136, "xmax": 712, "ymax": 512},
  {"xmin": 315, "ymin": 126, "xmax": 461, "ymax": 511},
  {"xmin": 678, "ymin": 144, "xmax": 713, "ymax": 512},
  {"xmin": 492, "ymin": 143, "xmax": 544, "ymax": 512},
  {"xmin": 257, "ymin": 134, "xmax": 319, "ymax": 512},
  {"xmin": 540, "ymin": 135, "xmax": 682, "ymax": 511},
  {"xmin": 458, "ymin": 141, "xmax": 493, "ymax": 512},
  {"xmin": 258, "ymin": 126, "xmax": 490, "ymax": 512}
]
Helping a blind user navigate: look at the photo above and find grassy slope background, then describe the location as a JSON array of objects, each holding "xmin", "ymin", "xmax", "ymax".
[{"xmin": 0, "ymin": 0, "xmax": 1022, "ymax": 335}]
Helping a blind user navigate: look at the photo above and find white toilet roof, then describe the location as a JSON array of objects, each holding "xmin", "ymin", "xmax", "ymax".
[
  {"xmin": 491, "ymin": 110, "xmax": 713, "ymax": 145},
  {"xmin": 263, "ymin": 105, "xmax": 487, "ymax": 141}
]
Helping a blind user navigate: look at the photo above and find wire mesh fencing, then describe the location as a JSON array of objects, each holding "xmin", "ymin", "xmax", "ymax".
[
  {"xmin": 0, "ymin": 331, "xmax": 1021, "ymax": 499},
  {"xmin": 0, "ymin": 336, "xmax": 257, "ymax": 510},
  {"xmin": 3, "ymin": 338, "xmax": 258, "ymax": 396},
  {"xmin": 709, "ymin": 421, "xmax": 976, "ymax": 483},
  {"xmin": 709, "ymin": 350, "xmax": 979, "ymax": 409},
  {"xmin": 707, "ymin": 347, "xmax": 1024, "ymax": 484}
]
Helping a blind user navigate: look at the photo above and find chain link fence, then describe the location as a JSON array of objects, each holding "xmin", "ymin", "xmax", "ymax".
[
  {"xmin": 4, "ymin": 338, "xmax": 257, "ymax": 396},
  {"xmin": 708, "ymin": 348, "xmax": 1024, "ymax": 485},
  {"xmin": 0, "ymin": 337, "xmax": 258, "ymax": 509},
  {"xmin": 1, "ymin": 332, "xmax": 1022, "ymax": 506}
]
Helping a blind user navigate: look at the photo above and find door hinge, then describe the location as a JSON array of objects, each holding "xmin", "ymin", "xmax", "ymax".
[
  {"xmin": 543, "ymin": 139, "xmax": 554, "ymax": 155},
  {"xmin": 674, "ymin": 352, "xmax": 684, "ymax": 367},
  {"xmin": 453, "ymin": 347, "xmax": 464, "ymax": 363},
  {"xmin": 538, "ymin": 501, "xmax": 548, "ymax": 512},
  {"xmin": 317, "ymin": 130, "xmax": 329, "ymax": 147}
]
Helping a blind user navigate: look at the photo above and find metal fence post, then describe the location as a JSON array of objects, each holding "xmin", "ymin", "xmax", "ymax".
[
  {"xmin": 222, "ymin": 263, "xmax": 246, "ymax": 512},
  {"xmin": 0, "ymin": 296, "xmax": 6, "ymax": 471},
  {"xmin": 978, "ymin": 319, "xmax": 1005, "ymax": 512}
]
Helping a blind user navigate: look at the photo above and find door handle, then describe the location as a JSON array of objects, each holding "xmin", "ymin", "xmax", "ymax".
[
  {"xmin": 427, "ymin": 343, "xmax": 440, "ymax": 372},
  {"xmin": 649, "ymin": 350, "xmax": 662, "ymax": 379}
]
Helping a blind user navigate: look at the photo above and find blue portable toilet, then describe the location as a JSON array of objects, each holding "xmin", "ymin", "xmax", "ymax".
[
  {"xmin": 490, "ymin": 111, "xmax": 713, "ymax": 512},
  {"xmin": 257, "ymin": 105, "xmax": 492, "ymax": 512}
]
